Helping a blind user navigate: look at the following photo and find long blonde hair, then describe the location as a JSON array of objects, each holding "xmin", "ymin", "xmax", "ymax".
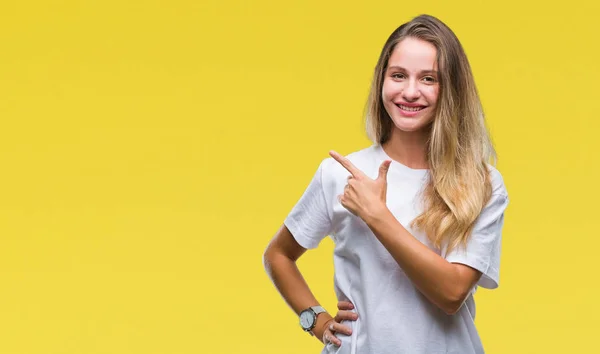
[{"xmin": 365, "ymin": 14, "xmax": 495, "ymax": 255}]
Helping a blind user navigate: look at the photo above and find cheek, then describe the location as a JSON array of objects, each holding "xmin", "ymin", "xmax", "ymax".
[
  {"xmin": 425, "ymin": 86, "xmax": 439, "ymax": 105},
  {"xmin": 381, "ymin": 84, "xmax": 390, "ymax": 101},
  {"xmin": 381, "ymin": 79, "xmax": 400, "ymax": 100}
]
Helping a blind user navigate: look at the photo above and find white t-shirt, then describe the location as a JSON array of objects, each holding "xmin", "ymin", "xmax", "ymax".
[{"xmin": 284, "ymin": 144, "xmax": 509, "ymax": 354}]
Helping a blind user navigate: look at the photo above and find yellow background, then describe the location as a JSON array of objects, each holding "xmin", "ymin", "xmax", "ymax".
[{"xmin": 1, "ymin": 0, "xmax": 598, "ymax": 353}]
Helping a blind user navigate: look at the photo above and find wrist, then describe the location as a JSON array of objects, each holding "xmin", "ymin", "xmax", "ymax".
[
  {"xmin": 311, "ymin": 312, "xmax": 334, "ymax": 342},
  {"xmin": 363, "ymin": 203, "xmax": 390, "ymax": 227}
]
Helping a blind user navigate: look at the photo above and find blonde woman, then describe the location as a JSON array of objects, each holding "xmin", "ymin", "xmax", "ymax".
[{"xmin": 263, "ymin": 14, "xmax": 508, "ymax": 354}]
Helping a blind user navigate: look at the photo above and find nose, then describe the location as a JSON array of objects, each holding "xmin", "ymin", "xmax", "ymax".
[{"xmin": 402, "ymin": 79, "xmax": 421, "ymax": 101}]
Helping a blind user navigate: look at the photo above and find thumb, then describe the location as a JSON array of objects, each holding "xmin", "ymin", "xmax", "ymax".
[{"xmin": 377, "ymin": 160, "xmax": 392, "ymax": 182}]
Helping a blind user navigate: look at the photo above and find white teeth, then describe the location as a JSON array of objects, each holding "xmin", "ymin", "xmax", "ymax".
[{"xmin": 397, "ymin": 104, "xmax": 424, "ymax": 112}]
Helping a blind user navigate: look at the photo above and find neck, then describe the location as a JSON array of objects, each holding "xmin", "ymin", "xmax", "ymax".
[{"xmin": 382, "ymin": 127, "xmax": 430, "ymax": 169}]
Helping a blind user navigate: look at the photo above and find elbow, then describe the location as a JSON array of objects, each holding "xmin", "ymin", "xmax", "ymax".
[
  {"xmin": 262, "ymin": 242, "xmax": 284, "ymax": 277},
  {"xmin": 441, "ymin": 299, "xmax": 463, "ymax": 315},
  {"xmin": 262, "ymin": 244, "xmax": 274, "ymax": 274},
  {"xmin": 440, "ymin": 289, "xmax": 470, "ymax": 315}
]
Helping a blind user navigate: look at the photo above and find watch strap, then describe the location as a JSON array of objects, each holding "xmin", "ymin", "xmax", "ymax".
[{"xmin": 311, "ymin": 306, "xmax": 326, "ymax": 315}]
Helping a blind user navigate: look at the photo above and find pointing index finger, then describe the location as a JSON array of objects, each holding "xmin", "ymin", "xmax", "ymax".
[{"xmin": 329, "ymin": 150, "xmax": 362, "ymax": 178}]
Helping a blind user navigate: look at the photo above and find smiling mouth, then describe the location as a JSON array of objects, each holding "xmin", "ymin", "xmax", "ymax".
[{"xmin": 396, "ymin": 104, "xmax": 426, "ymax": 112}]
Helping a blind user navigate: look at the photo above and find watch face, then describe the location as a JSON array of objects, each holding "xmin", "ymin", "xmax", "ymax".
[{"xmin": 299, "ymin": 310, "xmax": 314, "ymax": 329}]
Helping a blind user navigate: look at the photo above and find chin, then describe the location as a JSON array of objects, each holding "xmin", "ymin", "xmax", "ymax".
[{"xmin": 391, "ymin": 117, "xmax": 433, "ymax": 133}]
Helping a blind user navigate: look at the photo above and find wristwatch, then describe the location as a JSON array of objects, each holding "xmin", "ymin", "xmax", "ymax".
[{"xmin": 299, "ymin": 306, "xmax": 326, "ymax": 335}]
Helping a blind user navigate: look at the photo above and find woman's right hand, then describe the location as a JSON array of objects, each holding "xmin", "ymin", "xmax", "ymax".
[{"xmin": 322, "ymin": 301, "xmax": 358, "ymax": 347}]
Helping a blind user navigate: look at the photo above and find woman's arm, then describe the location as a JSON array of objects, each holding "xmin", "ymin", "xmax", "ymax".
[
  {"xmin": 328, "ymin": 150, "xmax": 482, "ymax": 315},
  {"xmin": 263, "ymin": 224, "xmax": 334, "ymax": 342},
  {"xmin": 363, "ymin": 208, "xmax": 481, "ymax": 315}
]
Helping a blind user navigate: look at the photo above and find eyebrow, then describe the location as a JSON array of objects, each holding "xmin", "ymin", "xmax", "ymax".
[{"xmin": 386, "ymin": 66, "xmax": 438, "ymax": 75}]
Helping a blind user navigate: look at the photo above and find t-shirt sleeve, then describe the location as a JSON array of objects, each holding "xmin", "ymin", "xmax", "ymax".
[
  {"xmin": 445, "ymin": 190, "xmax": 509, "ymax": 289},
  {"xmin": 283, "ymin": 159, "xmax": 333, "ymax": 249}
]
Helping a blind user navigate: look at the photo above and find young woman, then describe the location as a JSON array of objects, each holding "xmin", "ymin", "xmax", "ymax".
[{"xmin": 263, "ymin": 14, "xmax": 509, "ymax": 354}]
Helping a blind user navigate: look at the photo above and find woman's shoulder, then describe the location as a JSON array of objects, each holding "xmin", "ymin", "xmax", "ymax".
[
  {"xmin": 320, "ymin": 145, "xmax": 379, "ymax": 176},
  {"xmin": 486, "ymin": 163, "xmax": 508, "ymax": 197}
]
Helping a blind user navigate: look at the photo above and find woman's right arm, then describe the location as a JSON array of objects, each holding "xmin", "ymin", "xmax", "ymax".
[{"xmin": 263, "ymin": 223, "xmax": 336, "ymax": 343}]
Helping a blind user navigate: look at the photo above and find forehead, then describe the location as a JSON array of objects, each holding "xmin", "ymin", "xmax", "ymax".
[{"xmin": 387, "ymin": 37, "xmax": 438, "ymax": 71}]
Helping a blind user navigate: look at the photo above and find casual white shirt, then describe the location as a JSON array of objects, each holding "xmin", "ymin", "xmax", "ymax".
[{"xmin": 284, "ymin": 144, "xmax": 509, "ymax": 354}]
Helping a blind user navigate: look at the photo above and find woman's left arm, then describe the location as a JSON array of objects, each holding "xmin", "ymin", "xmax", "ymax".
[
  {"xmin": 363, "ymin": 208, "xmax": 481, "ymax": 315},
  {"xmin": 329, "ymin": 150, "xmax": 489, "ymax": 315}
]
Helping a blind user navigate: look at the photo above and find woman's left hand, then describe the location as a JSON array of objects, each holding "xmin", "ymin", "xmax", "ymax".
[{"xmin": 329, "ymin": 150, "xmax": 392, "ymax": 222}]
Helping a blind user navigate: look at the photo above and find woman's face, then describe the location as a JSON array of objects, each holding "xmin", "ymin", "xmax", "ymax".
[{"xmin": 382, "ymin": 37, "xmax": 440, "ymax": 133}]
